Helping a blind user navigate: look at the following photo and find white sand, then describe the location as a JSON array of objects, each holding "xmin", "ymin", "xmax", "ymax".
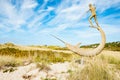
[{"xmin": 0, "ymin": 62, "xmax": 72, "ymax": 80}]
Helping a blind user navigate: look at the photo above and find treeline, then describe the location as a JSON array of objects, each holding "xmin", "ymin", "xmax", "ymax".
[{"xmin": 81, "ymin": 41, "xmax": 120, "ymax": 51}]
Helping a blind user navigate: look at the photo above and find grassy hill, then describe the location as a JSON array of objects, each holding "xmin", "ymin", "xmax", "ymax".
[
  {"xmin": 0, "ymin": 42, "xmax": 76, "ymax": 67},
  {"xmin": 0, "ymin": 42, "xmax": 120, "ymax": 80},
  {"xmin": 81, "ymin": 41, "xmax": 120, "ymax": 51}
]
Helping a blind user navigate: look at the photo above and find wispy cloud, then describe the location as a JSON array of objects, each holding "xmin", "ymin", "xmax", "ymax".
[
  {"xmin": 0, "ymin": 0, "xmax": 120, "ymax": 45},
  {"xmin": 95, "ymin": 0, "xmax": 120, "ymax": 13},
  {"xmin": 21, "ymin": 0, "xmax": 38, "ymax": 9}
]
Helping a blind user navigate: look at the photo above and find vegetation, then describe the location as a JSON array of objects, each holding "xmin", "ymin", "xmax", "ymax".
[
  {"xmin": 0, "ymin": 47, "xmax": 73, "ymax": 67},
  {"xmin": 0, "ymin": 55, "xmax": 20, "ymax": 67},
  {"xmin": 30, "ymin": 45, "xmax": 69, "ymax": 50},
  {"xmin": 68, "ymin": 51, "xmax": 120, "ymax": 80},
  {"xmin": 47, "ymin": 45, "xmax": 68, "ymax": 50},
  {"xmin": 81, "ymin": 41, "xmax": 120, "ymax": 51},
  {"xmin": 68, "ymin": 59, "xmax": 117, "ymax": 80},
  {"xmin": 0, "ymin": 42, "xmax": 16, "ymax": 48},
  {"xmin": 0, "ymin": 42, "xmax": 120, "ymax": 80},
  {"xmin": 99, "ymin": 51, "xmax": 120, "ymax": 70}
]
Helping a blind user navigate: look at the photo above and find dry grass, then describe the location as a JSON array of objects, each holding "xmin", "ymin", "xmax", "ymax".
[
  {"xmin": 68, "ymin": 59, "xmax": 119, "ymax": 80},
  {"xmin": 0, "ymin": 45, "xmax": 120, "ymax": 80},
  {"xmin": 98, "ymin": 50, "xmax": 120, "ymax": 72},
  {"xmin": 0, "ymin": 55, "xmax": 22, "ymax": 67},
  {"xmin": 68, "ymin": 50, "xmax": 120, "ymax": 80},
  {"xmin": 0, "ymin": 47, "xmax": 73, "ymax": 63}
]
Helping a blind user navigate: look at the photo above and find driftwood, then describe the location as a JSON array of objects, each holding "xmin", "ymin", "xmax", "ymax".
[{"xmin": 52, "ymin": 25, "xmax": 106, "ymax": 57}]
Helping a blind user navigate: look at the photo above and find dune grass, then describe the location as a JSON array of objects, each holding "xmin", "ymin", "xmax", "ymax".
[
  {"xmin": 68, "ymin": 51, "xmax": 120, "ymax": 80},
  {"xmin": 0, "ymin": 46, "xmax": 120, "ymax": 80},
  {"xmin": 0, "ymin": 55, "xmax": 22, "ymax": 68},
  {"xmin": 0, "ymin": 47, "xmax": 73, "ymax": 66},
  {"xmin": 70, "ymin": 62, "xmax": 111, "ymax": 80},
  {"xmin": 68, "ymin": 59, "xmax": 119, "ymax": 80},
  {"xmin": 99, "ymin": 51, "xmax": 120, "ymax": 71}
]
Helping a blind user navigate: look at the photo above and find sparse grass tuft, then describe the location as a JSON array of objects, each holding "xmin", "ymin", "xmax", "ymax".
[{"xmin": 36, "ymin": 63, "xmax": 51, "ymax": 71}]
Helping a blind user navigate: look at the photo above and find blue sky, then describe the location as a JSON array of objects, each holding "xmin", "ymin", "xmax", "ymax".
[{"xmin": 0, "ymin": 0, "xmax": 120, "ymax": 46}]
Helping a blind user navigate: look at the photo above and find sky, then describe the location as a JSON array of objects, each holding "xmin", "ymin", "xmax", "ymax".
[{"xmin": 0, "ymin": 0, "xmax": 120, "ymax": 46}]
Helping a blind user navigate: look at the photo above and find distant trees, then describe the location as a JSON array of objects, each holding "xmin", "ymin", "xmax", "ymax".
[{"xmin": 81, "ymin": 41, "xmax": 120, "ymax": 51}]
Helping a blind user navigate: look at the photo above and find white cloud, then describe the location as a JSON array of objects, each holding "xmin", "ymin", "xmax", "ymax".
[
  {"xmin": 21, "ymin": 0, "xmax": 38, "ymax": 9},
  {"xmin": 0, "ymin": 0, "xmax": 16, "ymax": 19},
  {"xmin": 72, "ymin": 23, "xmax": 120, "ymax": 39},
  {"xmin": 27, "ymin": 13, "xmax": 47, "ymax": 28},
  {"xmin": 46, "ymin": 0, "xmax": 120, "ymax": 36},
  {"xmin": 0, "ymin": 0, "xmax": 38, "ymax": 32},
  {"xmin": 47, "ymin": 0, "xmax": 95, "ymax": 29},
  {"xmin": 47, "ymin": 6, "xmax": 55, "ymax": 11},
  {"xmin": 101, "ymin": 24, "xmax": 120, "ymax": 35},
  {"xmin": 0, "ymin": 0, "xmax": 120, "ymax": 45},
  {"xmin": 95, "ymin": 0, "xmax": 120, "ymax": 13},
  {"xmin": 0, "ymin": 0, "xmax": 119, "ymax": 33}
]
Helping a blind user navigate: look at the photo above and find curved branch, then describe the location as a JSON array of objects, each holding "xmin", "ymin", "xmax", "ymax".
[
  {"xmin": 65, "ymin": 26, "xmax": 106, "ymax": 57},
  {"xmin": 52, "ymin": 26, "xmax": 106, "ymax": 57}
]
